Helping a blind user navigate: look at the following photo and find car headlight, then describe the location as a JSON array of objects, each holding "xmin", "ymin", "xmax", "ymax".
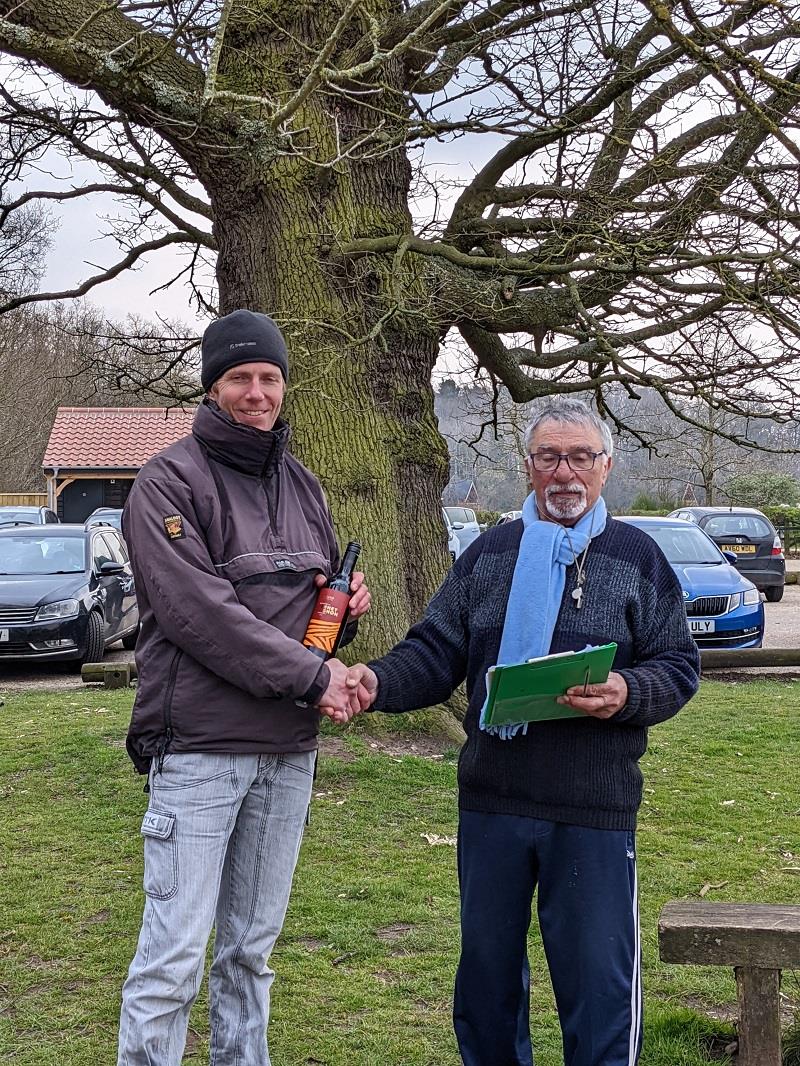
[
  {"xmin": 728, "ymin": 593, "xmax": 741, "ymax": 611},
  {"xmin": 35, "ymin": 598, "xmax": 80, "ymax": 621},
  {"xmin": 742, "ymin": 588, "xmax": 760, "ymax": 606}
]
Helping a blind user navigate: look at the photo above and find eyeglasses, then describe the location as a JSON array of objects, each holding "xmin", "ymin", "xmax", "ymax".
[{"xmin": 526, "ymin": 449, "xmax": 607, "ymax": 472}]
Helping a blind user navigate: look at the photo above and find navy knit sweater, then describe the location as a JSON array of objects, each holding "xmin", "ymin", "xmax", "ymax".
[{"xmin": 369, "ymin": 517, "xmax": 700, "ymax": 831}]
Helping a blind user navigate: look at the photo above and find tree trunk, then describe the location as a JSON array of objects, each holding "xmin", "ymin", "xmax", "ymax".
[
  {"xmin": 176, "ymin": 6, "xmax": 460, "ymax": 728},
  {"xmin": 196, "ymin": 151, "xmax": 451, "ymax": 671}
]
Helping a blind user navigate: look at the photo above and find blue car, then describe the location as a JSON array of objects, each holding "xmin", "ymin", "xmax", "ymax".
[{"xmin": 620, "ymin": 516, "xmax": 764, "ymax": 649}]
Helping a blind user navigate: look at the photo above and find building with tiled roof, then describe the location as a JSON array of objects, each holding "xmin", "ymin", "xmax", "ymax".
[{"xmin": 42, "ymin": 407, "xmax": 196, "ymax": 521}]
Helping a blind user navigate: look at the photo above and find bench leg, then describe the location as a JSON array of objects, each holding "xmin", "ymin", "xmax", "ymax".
[{"xmin": 735, "ymin": 966, "xmax": 781, "ymax": 1066}]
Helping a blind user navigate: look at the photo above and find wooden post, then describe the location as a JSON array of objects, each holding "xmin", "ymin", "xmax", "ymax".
[
  {"xmin": 701, "ymin": 648, "xmax": 800, "ymax": 669},
  {"xmin": 103, "ymin": 664, "xmax": 132, "ymax": 689},
  {"xmin": 735, "ymin": 967, "xmax": 781, "ymax": 1066},
  {"xmin": 81, "ymin": 662, "xmax": 136, "ymax": 686}
]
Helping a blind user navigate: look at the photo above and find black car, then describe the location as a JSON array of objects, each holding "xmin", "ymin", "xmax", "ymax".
[
  {"xmin": 0, "ymin": 524, "xmax": 139, "ymax": 666},
  {"xmin": 667, "ymin": 506, "xmax": 786, "ymax": 601},
  {"xmin": 85, "ymin": 507, "xmax": 124, "ymax": 531},
  {"xmin": 0, "ymin": 504, "xmax": 60, "ymax": 527}
]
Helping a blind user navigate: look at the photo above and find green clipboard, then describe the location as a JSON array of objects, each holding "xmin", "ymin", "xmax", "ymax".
[{"xmin": 483, "ymin": 643, "xmax": 618, "ymax": 727}]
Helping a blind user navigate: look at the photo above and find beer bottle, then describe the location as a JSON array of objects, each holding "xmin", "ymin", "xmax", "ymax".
[{"xmin": 302, "ymin": 541, "xmax": 362, "ymax": 660}]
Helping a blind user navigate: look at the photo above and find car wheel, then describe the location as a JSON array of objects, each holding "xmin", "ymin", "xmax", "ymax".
[
  {"xmin": 121, "ymin": 622, "xmax": 140, "ymax": 650},
  {"xmin": 765, "ymin": 585, "xmax": 784, "ymax": 603},
  {"xmin": 80, "ymin": 611, "xmax": 106, "ymax": 665}
]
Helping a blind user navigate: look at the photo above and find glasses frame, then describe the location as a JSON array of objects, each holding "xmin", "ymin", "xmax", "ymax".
[{"xmin": 526, "ymin": 449, "xmax": 607, "ymax": 472}]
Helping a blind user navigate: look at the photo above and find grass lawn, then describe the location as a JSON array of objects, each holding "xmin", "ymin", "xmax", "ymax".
[{"xmin": 1, "ymin": 679, "xmax": 799, "ymax": 1064}]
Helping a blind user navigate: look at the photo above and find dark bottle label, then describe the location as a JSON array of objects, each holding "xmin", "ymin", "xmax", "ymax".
[{"xmin": 302, "ymin": 588, "xmax": 350, "ymax": 655}]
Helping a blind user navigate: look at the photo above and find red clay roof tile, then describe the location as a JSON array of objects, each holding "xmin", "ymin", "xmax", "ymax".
[{"xmin": 43, "ymin": 406, "xmax": 197, "ymax": 470}]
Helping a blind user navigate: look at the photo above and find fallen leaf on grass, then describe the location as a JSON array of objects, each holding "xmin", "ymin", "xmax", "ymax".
[
  {"xmin": 699, "ymin": 880, "xmax": 729, "ymax": 897},
  {"xmin": 421, "ymin": 832, "xmax": 456, "ymax": 846}
]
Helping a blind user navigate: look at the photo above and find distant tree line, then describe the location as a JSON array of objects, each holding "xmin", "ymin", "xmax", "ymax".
[{"xmin": 435, "ymin": 379, "xmax": 800, "ymax": 514}]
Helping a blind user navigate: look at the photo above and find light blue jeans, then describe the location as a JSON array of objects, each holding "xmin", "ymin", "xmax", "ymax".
[{"xmin": 117, "ymin": 750, "xmax": 315, "ymax": 1066}]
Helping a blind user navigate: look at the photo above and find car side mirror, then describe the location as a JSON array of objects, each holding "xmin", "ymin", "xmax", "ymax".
[
  {"xmin": 99, "ymin": 559, "xmax": 125, "ymax": 575},
  {"xmin": 452, "ymin": 522, "xmax": 464, "ymax": 530},
  {"xmin": 722, "ymin": 550, "xmax": 739, "ymax": 565}
]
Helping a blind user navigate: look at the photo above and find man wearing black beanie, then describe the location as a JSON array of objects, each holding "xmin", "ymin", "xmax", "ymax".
[
  {"xmin": 117, "ymin": 309, "xmax": 372, "ymax": 1066},
  {"xmin": 200, "ymin": 308, "xmax": 289, "ymax": 392}
]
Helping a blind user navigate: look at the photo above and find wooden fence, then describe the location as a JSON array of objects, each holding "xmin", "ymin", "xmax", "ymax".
[
  {"xmin": 773, "ymin": 519, "xmax": 800, "ymax": 556},
  {"xmin": 0, "ymin": 493, "xmax": 47, "ymax": 506}
]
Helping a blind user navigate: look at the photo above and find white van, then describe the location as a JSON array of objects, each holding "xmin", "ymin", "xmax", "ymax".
[
  {"xmin": 443, "ymin": 505, "xmax": 481, "ymax": 555},
  {"xmin": 443, "ymin": 509, "xmax": 461, "ymax": 561}
]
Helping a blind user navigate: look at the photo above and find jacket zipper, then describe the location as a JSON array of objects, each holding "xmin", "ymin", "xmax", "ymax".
[
  {"xmin": 262, "ymin": 459, "xmax": 283, "ymax": 543},
  {"xmin": 156, "ymin": 648, "xmax": 182, "ymax": 774}
]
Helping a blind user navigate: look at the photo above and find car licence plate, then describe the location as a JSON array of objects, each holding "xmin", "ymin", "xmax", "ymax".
[
  {"xmin": 689, "ymin": 619, "xmax": 715, "ymax": 634},
  {"xmin": 0, "ymin": 629, "xmax": 8, "ymax": 642},
  {"xmin": 722, "ymin": 544, "xmax": 756, "ymax": 554}
]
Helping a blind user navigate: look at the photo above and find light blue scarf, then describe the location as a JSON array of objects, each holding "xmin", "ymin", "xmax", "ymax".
[{"xmin": 478, "ymin": 491, "xmax": 608, "ymax": 738}]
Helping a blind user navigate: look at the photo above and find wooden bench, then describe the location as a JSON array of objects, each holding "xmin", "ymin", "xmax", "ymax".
[
  {"xmin": 659, "ymin": 901, "xmax": 800, "ymax": 1065},
  {"xmin": 80, "ymin": 662, "xmax": 136, "ymax": 688}
]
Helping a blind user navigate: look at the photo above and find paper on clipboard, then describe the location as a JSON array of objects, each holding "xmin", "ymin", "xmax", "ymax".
[{"xmin": 482, "ymin": 643, "xmax": 618, "ymax": 728}]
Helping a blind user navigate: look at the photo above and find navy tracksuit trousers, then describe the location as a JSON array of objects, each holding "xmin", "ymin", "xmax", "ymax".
[{"xmin": 453, "ymin": 811, "xmax": 642, "ymax": 1066}]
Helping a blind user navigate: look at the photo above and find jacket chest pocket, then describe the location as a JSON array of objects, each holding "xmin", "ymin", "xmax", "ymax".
[{"xmin": 213, "ymin": 548, "xmax": 330, "ymax": 586}]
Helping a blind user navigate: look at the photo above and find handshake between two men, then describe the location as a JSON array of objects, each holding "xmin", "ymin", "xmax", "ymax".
[{"xmin": 317, "ymin": 659, "xmax": 378, "ymax": 724}]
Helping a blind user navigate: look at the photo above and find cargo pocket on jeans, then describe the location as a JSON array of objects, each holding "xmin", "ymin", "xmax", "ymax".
[{"xmin": 140, "ymin": 808, "xmax": 178, "ymax": 901}]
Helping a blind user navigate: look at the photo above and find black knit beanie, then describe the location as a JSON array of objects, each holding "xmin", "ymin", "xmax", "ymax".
[{"xmin": 201, "ymin": 309, "xmax": 289, "ymax": 391}]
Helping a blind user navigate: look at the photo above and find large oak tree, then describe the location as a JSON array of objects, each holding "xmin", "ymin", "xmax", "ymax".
[{"xmin": 1, "ymin": 0, "xmax": 799, "ymax": 662}]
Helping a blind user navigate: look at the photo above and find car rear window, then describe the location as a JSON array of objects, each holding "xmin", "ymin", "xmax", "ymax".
[{"xmin": 703, "ymin": 515, "xmax": 772, "ymax": 539}]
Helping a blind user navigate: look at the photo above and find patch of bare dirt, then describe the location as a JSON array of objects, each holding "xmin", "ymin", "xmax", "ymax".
[
  {"xmin": 319, "ymin": 733, "xmax": 456, "ymax": 761},
  {"xmin": 375, "ymin": 922, "xmax": 415, "ymax": 941},
  {"xmin": 293, "ymin": 936, "xmax": 326, "ymax": 952},
  {"xmin": 682, "ymin": 995, "xmax": 737, "ymax": 1024}
]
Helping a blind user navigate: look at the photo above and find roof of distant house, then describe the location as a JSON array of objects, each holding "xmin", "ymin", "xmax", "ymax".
[
  {"xmin": 43, "ymin": 406, "xmax": 197, "ymax": 471},
  {"xmin": 442, "ymin": 477, "xmax": 479, "ymax": 505}
]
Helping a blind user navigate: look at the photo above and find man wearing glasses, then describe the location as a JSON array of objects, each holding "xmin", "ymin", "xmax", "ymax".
[{"xmin": 346, "ymin": 398, "xmax": 699, "ymax": 1065}]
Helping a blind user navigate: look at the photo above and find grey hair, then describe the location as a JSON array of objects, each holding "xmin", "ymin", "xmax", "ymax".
[{"xmin": 523, "ymin": 398, "xmax": 614, "ymax": 457}]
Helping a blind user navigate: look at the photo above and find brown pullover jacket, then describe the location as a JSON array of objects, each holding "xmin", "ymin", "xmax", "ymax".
[{"xmin": 123, "ymin": 400, "xmax": 343, "ymax": 774}]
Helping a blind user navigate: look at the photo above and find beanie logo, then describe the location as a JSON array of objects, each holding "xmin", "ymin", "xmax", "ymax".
[{"xmin": 230, "ymin": 341, "xmax": 257, "ymax": 349}]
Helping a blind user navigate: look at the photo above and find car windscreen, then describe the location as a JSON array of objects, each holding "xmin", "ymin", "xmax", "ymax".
[
  {"xmin": 636, "ymin": 524, "xmax": 724, "ymax": 565},
  {"xmin": 703, "ymin": 515, "xmax": 772, "ymax": 539},
  {"xmin": 0, "ymin": 535, "xmax": 86, "ymax": 575},
  {"xmin": 445, "ymin": 507, "xmax": 477, "ymax": 525},
  {"xmin": 0, "ymin": 510, "xmax": 38, "ymax": 526}
]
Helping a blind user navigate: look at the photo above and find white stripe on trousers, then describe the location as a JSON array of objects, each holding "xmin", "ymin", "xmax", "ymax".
[{"xmin": 627, "ymin": 854, "xmax": 643, "ymax": 1064}]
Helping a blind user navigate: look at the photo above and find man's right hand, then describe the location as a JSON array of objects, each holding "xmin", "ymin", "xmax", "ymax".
[
  {"xmin": 318, "ymin": 660, "xmax": 378, "ymax": 724},
  {"xmin": 346, "ymin": 663, "xmax": 378, "ymax": 709}
]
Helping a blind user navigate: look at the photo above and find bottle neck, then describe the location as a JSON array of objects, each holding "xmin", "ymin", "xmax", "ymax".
[{"xmin": 337, "ymin": 541, "xmax": 361, "ymax": 580}]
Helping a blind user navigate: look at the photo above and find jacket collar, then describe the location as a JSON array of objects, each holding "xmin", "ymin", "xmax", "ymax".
[{"xmin": 192, "ymin": 398, "xmax": 290, "ymax": 477}]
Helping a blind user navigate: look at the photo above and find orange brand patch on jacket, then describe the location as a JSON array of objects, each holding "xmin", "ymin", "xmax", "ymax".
[{"xmin": 163, "ymin": 514, "xmax": 185, "ymax": 540}]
